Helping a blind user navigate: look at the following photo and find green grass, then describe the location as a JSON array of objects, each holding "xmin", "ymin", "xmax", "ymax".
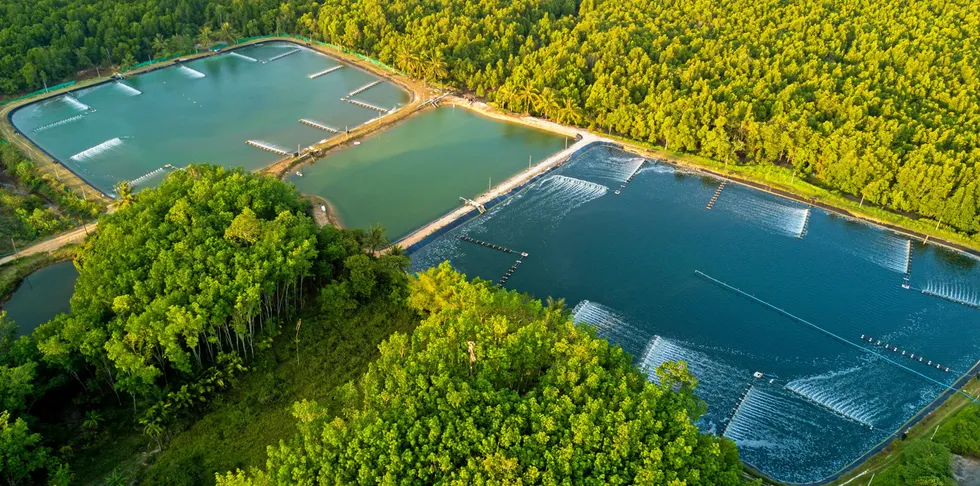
[{"xmin": 71, "ymin": 298, "xmax": 418, "ymax": 485}]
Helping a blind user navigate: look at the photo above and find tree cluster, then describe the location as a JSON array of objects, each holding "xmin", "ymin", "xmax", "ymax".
[
  {"xmin": 217, "ymin": 263, "xmax": 743, "ymax": 485},
  {"xmin": 6, "ymin": 0, "xmax": 980, "ymax": 237},
  {"xmin": 0, "ymin": 143, "xmax": 100, "ymax": 254},
  {"xmin": 1, "ymin": 165, "xmax": 411, "ymax": 484},
  {"xmin": 0, "ymin": 0, "xmax": 315, "ymax": 94},
  {"xmin": 307, "ymin": 0, "xmax": 980, "ymax": 238}
]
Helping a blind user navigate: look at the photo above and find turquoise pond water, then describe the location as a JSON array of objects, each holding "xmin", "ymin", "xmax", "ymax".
[
  {"xmin": 10, "ymin": 41, "xmax": 409, "ymax": 195},
  {"xmin": 410, "ymin": 145, "xmax": 980, "ymax": 483},
  {"xmin": 1, "ymin": 261, "xmax": 78, "ymax": 336},
  {"xmin": 287, "ymin": 107, "xmax": 567, "ymax": 239}
]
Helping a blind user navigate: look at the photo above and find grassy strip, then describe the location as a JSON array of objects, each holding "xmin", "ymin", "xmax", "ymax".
[
  {"xmin": 616, "ymin": 137, "xmax": 980, "ymax": 255},
  {"xmin": 70, "ymin": 299, "xmax": 417, "ymax": 485}
]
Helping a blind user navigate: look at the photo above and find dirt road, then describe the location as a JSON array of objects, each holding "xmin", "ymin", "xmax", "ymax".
[{"xmin": 0, "ymin": 222, "xmax": 96, "ymax": 266}]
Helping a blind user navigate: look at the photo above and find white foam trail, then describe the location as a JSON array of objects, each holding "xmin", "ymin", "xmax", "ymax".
[
  {"xmin": 570, "ymin": 154, "xmax": 647, "ymax": 183},
  {"xmin": 921, "ymin": 280, "xmax": 980, "ymax": 309},
  {"xmin": 724, "ymin": 386, "xmax": 821, "ymax": 444},
  {"xmin": 34, "ymin": 112, "xmax": 88, "ymax": 132},
  {"xmin": 721, "ymin": 195, "xmax": 809, "ymax": 237},
  {"xmin": 178, "ymin": 65, "xmax": 206, "ymax": 79},
  {"xmin": 70, "ymin": 137, "xmax": 123, "ymax": 161},
  {"xmin": 114, "ymin": 82, "xmax": 142, "ymax": 96},
  {"xmin": 129, "ymin": 164, "xmax": 174, "ymax": 187},
  {"xmin": 543, "ymin": 175, "xmax": 608, "ymax": 201},
  {"xmin": 637, "ymin": 334, "xmax": 745, "ymax": 413},
  {"xmin": 63, "ymin": 95, "xmax": 91, "ymax": 112},
  {"xmin": 839, "ymin": 233, "xmax": 910, "ymax": 274},
  {"xmin": 784, "ymin": 368, "xmax": 880, "ymax": 427},
  {"xmin": 229, "ymin": 52, "xmax": 258, "ymax": 62},
  {"xmin": 572, "ymin": 300, "xmax": 651, "ymax": 350}
]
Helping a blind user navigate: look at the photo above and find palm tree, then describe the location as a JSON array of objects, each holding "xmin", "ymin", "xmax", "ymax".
[
  {"xmin": 513, "ymin": 78, "xmax": 540, "ymax": 115},
  {"xmin": 396, "ymin": 49, "xmax": 421, "ymax": 78},
  {"xmin": 151, "ymin": 34, "xmax": 168, "ymax": 57},
  {"xmin": 555, "ymin": 97, "xmax": 584, "ymax": 126},
  {"xmin": 114, "ymin": 181, "xmax": 135, "ymax": 207},
  {"xmin": 82, "ymin": 411, "xmax": 104, "ymax": 431},
  {"xmin": 424, "ymin": 51, "xmax": 448, "ymax": 84},
  {"xmin": 217, "ymin": 22, "xmax": 239, "ymax": 44},
  {"xmin": 197, "ymin": 26, "xmax": 213, "ymax": 50},
  {"xmin": 534, "ymin": 88, "xmax": 560, "ymax": 118}
]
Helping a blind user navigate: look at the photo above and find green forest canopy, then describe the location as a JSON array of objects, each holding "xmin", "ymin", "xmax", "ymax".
[
  {"xmin": 217, "ymin": 263, "xmax": 743, "ymax": 485},
  {"xmin": 0, "ymin": 165, "xmax": 411, "ymax": 484},
  {"xmin": 3, "ymin": 0, "xmax": 980, "ymax": 240}
]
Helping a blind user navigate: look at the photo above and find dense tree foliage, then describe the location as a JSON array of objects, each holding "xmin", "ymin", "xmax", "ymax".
[
  {"xmin": 1, "ymin": 166, "xmax": 412, "ymax": 483},
  {"xmin": 33, "ymin": 165, "xmax": 321, "ymax": 397},
  {"xmin": 876, "ymin": 439, "xmax": 955, "ymax": 486},
  {"xmin": 0, "ymin": 0, "xmax": 317, "ymax": 94},
  {"xmin": 934, "ymin": 404, "xmax": 980, "ymax": 458},
  {"xmin": 5, "ymin": 0, "xmax": 980, "ymax": 237},
  {"xmin": 308, "ymin": 0, "xmax": 980, "ymax": 238},
  {"xmin": 0, "ymin": 144, "xmax": 99, "ymax": 254},
  {"xmin": 217, "ymin": 263, "xmax": 742, "ymax": 485}
]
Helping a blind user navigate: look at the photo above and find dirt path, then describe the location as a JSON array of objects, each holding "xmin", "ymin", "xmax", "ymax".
[{"xmin": 0, "ymin": 222, "xmax": 95, "ymax": 266}]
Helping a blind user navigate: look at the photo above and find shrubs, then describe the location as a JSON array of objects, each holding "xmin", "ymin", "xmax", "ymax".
[{"xmin": 935, "ymin": 404, "xmax": 980, "ymax": 457}]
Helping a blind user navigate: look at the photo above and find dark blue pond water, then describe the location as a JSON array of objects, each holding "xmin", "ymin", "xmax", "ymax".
[
  {"xmin": 1, "ymin": 261, "xmax": 78, "ymax": 336},
  {"xmin": 410, "ymin": 145, "xmax": 980, "ymax": 483}
]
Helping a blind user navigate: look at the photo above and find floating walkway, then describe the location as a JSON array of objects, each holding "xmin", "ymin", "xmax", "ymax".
[
  {"xmin": 860, "ymin": 334, "xmax": 951, "ymax": 373},
  {"xmin": 497, "ymin": 258, "xmax": 526, "ymax": 287},
  {"xmin": 341, "ymin": 97, "xmax": 389, "ymax": 113},
  {"xmin": 902, "ymin": 240, "xmax": 914, "ymax": 289},
  {"xmin": 705, "ymin": 182, "xmax": 726, "ymax": 209},
  {"xmin": 456, "ymin": 235, "xmax": 530, "ymax": 288},
  {"xmin": 229, "ymin": 52, "xmax": 258, "ymax": 62},
  {"xmin": 904, "ymin": 240, "xmax": 913, "ymax": 275},
  {"xmin": 720, "ymin": 384, "xmax": 754, "ymax": 437},
  {"xmin": 798, "ymin": 208, "xmax": 812, "ymax": 239},
  {"xmin": 308, "ymin": 65, "xmax": 343, "ymax": 79},
  {"xmin": 266, "ymin": 49, "xmax": 299, "ymax": 63},
  {"xmin": 348, "ymin": 80, "xmax": 381, "ymax": 97},
  {"xmin": 456, "ymin": 235, "xmax": 527, "ymax": 256},
  {"xmin": 245, "ymin": 140, "xmax": 290, "ymax": 156},
  {"xmin": 694, "ymin": 269, "xmax": 979, "ymax": 404},
  {"xmin": 394, "ymin": 134, "xmax": 601, "ymax": 252},
  {"xmin": 615, "ymin": 160, "xmax": 646, "ymax": 195},
  {"xmin": 299, "ymin": 119, "xmax": 340, "ymax": 133},
  {"xmin": 129, "ymin": 164, "xmax": 174, "ymax": 187},
  {"xmin": 33, "ymin": 112, "xmax": 90, "ymax": 132}
]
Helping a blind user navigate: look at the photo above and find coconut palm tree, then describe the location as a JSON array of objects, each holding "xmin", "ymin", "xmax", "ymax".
[
  {"xmin": 217, "ymin": 22, "xmax": 239, "ymax": 44},
  {"xmin": 555, "ymin": 97, "xmax": 584, "ymax": 126},
  {"xmin": 534, "ymin": 88, "xmax": 560, "ymax": 118},
  {"xmin": 114, "ymin": 181, "xmax": 135, "ymax": 207},
  {"xmin": 513, "ymin": 78, "xmax": 540, "ymax": 115},
  {"xmin": 197, "ymin": 26, "xmax": 213, "ymax": 50}
]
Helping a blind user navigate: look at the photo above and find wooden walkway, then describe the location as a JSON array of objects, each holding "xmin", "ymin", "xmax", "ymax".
[{"xmin": 394, "ymin": 133, "xmax": 602, "ymax": 250}]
